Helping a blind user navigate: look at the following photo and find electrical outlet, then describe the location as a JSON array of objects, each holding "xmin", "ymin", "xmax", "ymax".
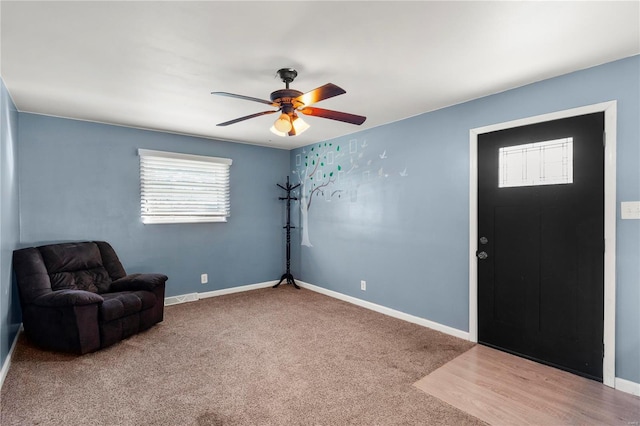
[
  {"xmin": 360, "ymin": 280, "xmax": 366, "ymax": 291},
  {"xmin": 201, "ymin": 274, "xmax": 208, "ymax": 284}
]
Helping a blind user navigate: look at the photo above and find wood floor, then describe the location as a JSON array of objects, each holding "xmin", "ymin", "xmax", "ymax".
[{"xmin": 414, "ymin": 345, "xmax": 640, "ymax": 425}]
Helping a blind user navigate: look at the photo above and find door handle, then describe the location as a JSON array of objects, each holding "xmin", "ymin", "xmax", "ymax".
[{"xmin": 476, "ymin": 251, "xmax": 488, "ymax": 260}]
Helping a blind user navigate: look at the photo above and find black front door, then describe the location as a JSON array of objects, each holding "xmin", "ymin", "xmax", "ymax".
[{"xmin": 477, "ymin": 112, "xmax": 604, "ymax": 381}]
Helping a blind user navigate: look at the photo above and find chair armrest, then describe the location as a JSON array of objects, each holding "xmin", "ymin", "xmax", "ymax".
[
  {"xmin": 109, "ymin": 273, "xmax": 168, "ymax": 293},
  {"xmin": 32, "ymin": 289, "xmax": 104, "ymax": 307}
]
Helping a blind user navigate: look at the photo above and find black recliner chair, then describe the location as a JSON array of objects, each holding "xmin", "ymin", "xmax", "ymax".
[{"xmin": 13, "ymin": 241, "xmax": 167, "ymax": 354}]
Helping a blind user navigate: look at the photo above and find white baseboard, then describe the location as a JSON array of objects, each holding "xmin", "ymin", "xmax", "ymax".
[
  {"xmin": 164, "ymin": 281, "xmax": 277, "ymax": 306},
  {"xmin": 615, "ymin": 377, "xmax": 640, "ymax": 396},
  {"xmin": 0, "ymin": 325, "xmax": 22, "ymax": 391},
  {"xmin": 297, "ymin": 281, "xmax": 469, "ymax": 340}
]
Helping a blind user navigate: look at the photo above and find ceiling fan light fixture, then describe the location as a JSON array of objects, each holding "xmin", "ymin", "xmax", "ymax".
[
  {"xmin": 269, "ymin": 115, "xmax": 310, "ymax": 137},
  {"xmin": 273, "ymin": 113, "xmax": 292, "ymax": 132},
  {"xmin": 270, "ymin": 125, "xmax": 287, "ymax": 137},
  {"xmin": 291, "ymin": 115, "xmax": 310, "ymax": 135}
]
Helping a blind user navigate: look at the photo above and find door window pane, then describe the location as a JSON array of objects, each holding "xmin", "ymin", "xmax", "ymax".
[{"xmin": 499, "ymin": 138, "xmax": 573, "ymax": 188}]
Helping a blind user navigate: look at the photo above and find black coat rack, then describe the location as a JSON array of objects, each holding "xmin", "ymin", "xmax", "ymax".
[{"xmin": 274, "ymin": 176, "xmax": 300, "ymax": 289}]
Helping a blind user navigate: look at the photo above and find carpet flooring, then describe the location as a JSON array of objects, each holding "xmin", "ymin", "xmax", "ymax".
[{"xmin": 1, "ymin": 285, "xmax": 484, "ymax": 425}]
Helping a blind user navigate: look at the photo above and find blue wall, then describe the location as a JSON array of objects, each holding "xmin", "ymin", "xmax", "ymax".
[
  {"xmin": 290, "ymin": 56, "xmax": 640, "ymax": 383},
  {"xmin": 0, "ymin": 77, "xmax": 21, "ymax": 370},
  {"xmin": 18, "ymin": 114, "xmax": 290, "ymax": 297}
]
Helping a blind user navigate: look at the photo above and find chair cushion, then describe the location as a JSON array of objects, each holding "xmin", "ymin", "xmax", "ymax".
[
  {"xmin": 49, "ymin": 269, "xmax": 111, "ymax": 293},
  {"xmin": 39, "ymin": 242, "xmax": 111, "ymax": 293},
  {"xmin": 94, "ymin": 241, "xmax": 127, "ymax": 281},
  {"xmin": 99, "ymin": 291, "xmax": 156, "ymax": 322}
]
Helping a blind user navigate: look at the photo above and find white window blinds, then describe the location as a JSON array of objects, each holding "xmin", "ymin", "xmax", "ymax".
[{"xmin": 138, "ymin": 149, "xmax": 232, "ymax": 224}]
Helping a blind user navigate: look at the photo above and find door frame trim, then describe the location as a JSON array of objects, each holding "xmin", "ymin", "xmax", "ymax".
[{"xmin": 469, "ymin": 101, "xmax": 617, "ymax": 387}]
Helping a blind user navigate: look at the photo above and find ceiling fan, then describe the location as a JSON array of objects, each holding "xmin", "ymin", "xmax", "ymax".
[{"xmin": 211, "ymin": 68, "xmax": 366, "ymax": 137}]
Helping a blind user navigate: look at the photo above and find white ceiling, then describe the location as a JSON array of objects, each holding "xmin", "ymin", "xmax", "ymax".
[{"xmin": 1, "ymin": 1, "xmax": 638, "ymax": 149}]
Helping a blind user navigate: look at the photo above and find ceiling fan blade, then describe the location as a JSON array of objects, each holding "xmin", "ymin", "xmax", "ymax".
[
  {"xmin": 299, "ymin": 107, "xmax": 366, "ymax": 125},
  {"xmin": 294, "ymin": 83, "xmax": 346, "ymax": 106},
  {"xmin": 211, "ymin": 91, "xmax": 275, "ymax": 106},
  {"xmin": 217, "ymin": 110, "xmax": 277, "ymax": 126}
]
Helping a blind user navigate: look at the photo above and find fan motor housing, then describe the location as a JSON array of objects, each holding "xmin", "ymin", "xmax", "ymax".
[{"xmin": 270, "ymin": 89, "xmax": 303, "ymax": 104}]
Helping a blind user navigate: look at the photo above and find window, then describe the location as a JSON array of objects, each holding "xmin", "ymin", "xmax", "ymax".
[
  {"xmin": 138, "ymin": 149, "xmax": 232, "ymax": 224},
  {"xmin": 498, "ymin": 137, "xmax": 573, "ymax": 188}
]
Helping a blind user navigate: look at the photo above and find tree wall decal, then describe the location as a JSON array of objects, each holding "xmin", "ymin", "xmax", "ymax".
[
  {"xmin": 293, "ymin": 142, "xmax": 343, "ymax": 246},
  {"xmin": 292, "ymin": 138, "xmax": 407, "ymax": 247}
]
